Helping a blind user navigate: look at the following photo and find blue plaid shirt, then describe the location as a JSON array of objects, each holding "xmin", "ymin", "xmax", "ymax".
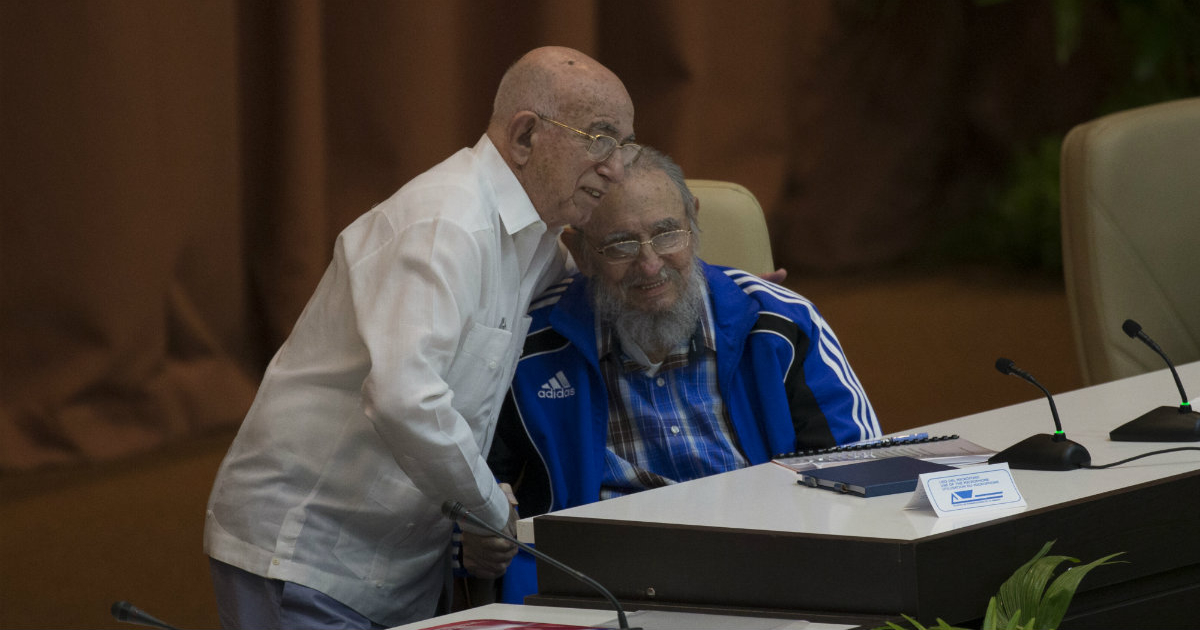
[{"xmin": 597, "ymin": 302, "xmax": 749, "ymax": 499}]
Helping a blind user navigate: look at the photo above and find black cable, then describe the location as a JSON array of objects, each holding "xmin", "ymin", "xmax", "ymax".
[{"xmin": 1082, "ymin": 447, "xmax": 1200, "ymax": 469}]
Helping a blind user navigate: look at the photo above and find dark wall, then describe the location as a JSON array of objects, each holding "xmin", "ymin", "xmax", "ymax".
[{"xmin": 0, "ymin": 0, "xmax": 1167, "ymax": 470}]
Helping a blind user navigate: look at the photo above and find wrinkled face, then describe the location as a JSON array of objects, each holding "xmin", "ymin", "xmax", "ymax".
[
  {"xmin": 582, "ymin": 168, "xmax": 696, "ymax": 314},
  {"xmin": 525, "ymin": 96, "xmax": 636, "ymax": 229}
]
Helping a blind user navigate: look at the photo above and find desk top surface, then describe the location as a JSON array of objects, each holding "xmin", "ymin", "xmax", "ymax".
[
  {"xmin": 526, "ymin": 362, "xmax": 1200, "ymax": 542},
  {"xmin": 388, "ymin": 603, "xmax": 854, "ymax": 630}
]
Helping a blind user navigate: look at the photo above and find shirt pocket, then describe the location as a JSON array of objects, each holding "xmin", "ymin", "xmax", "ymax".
[{"xmin": 444, "ymin": 321, "xmax": 513, "ymax": 423}]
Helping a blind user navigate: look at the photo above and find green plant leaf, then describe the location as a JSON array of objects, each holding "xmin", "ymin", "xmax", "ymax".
[
  {"xmin": 871, "ymin": 612, "xmax": 977, "ymax": 630},
  {"xmin": 994, "ymin": 541, "xmax": 1061, "ymax": 625},
  {"xmin": 980, "ymin": 597, "xmax": 1002, "ymax": 630},
  {"xmin": 881, "ymin": 542, "xmax": 1122, "ymax": 630},
  {"xmin": 871, "ymin": 613, "xmax": 927, "ymax": 630},
  {"xmin": 991, "ymin": 541, "xmax": 1125, "ymax": 630},
  {"xmin": 981, "ymin": 597, "xmax": 1036, "ymax": 630},
  {"xmin": 1033, "ymin": 552, "xmax": 1126, "ymax": 629},
  {"xmin": 1011, "ymin": 554, "xmax": 1082, "ymax": 628}
]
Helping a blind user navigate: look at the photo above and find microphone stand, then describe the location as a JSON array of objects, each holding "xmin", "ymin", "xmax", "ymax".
[
  {"xmin": 111, "ymin": 601, "xmax": 181, "ymax": 630},
  {"xmin": 443, "ymin": 501, "xmax": 640, "ymax": 630},
  {"xmin": 990, "ymin": 358, "xmax": 1091, "ymax": 470},
  {"xmin": 1110, "ymin": 319, "xmax": 1200, "ymax": 442}
]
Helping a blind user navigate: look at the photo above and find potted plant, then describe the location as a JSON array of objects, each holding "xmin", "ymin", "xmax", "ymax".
[{"xmin": 877, "ymin": 541, "xmax": 1123, "ymax": 630}]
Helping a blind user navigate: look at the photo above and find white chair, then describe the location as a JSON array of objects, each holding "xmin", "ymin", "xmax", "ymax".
[
  {"xmin": 1060, "ymin": 97, "xmax": 1200, "ymax": 385},
  {"xmin": 687, "ymin": 179, "xmax": 775, "ymax": 276}
]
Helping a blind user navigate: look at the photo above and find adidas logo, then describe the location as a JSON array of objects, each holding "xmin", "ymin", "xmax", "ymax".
[{"xmin": 537, "ymin": 370, "xmax": 576, "ymax": 399}]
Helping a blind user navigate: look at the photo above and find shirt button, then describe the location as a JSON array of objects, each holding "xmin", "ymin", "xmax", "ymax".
[
  {"xmin": 272, "ymin": 559, "xmax": 280, "ymax": 566},
  {"xmin": 671, "ymin": 426, "xmax": 681, "ymax": 435},
  {"xmin": 656, "ymin": 377, "xmax": 666, "ymax": 386},
  {"xmin": 488, "ymin": 360, "xmax": 498, "ymax": 369}
]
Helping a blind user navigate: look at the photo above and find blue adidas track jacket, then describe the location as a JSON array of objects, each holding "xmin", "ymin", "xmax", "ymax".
[{"xmin": 488, "ymin": 262, "xmax": 881, "ymax": 516}]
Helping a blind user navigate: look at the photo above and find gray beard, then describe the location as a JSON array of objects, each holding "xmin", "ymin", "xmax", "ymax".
[{"xmin": 592, "ymin": 261, "xmax": 707, "ymax": 359}]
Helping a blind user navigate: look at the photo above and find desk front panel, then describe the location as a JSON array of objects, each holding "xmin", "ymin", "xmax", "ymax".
[{"xmin": 534, "ymin": 467, "xmax": 1200, "ymax": 623}]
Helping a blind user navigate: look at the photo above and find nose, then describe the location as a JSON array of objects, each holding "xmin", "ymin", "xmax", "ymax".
[
  {"xmin": 595, "ymin": 151, "xmax": 627, "ymax": 182},
  {"xmin": 633, "ymin": 243, "xmax": 664, "ymax": 276}
]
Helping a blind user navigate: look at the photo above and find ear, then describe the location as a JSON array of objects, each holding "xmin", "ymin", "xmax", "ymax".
[
  {"xmin": 561, "ymin": 227, "xmax": 594, "ymax": 276},
  {"xmin": 505, "ymin": 111, "xmax": 540, "ymax": 166}
]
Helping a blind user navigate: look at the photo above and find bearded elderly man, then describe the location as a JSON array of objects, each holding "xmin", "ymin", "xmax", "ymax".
[
  {"xmin": 482, "ymin": 147, "xmax": 881, "ymax": 601},
  {"xmin": 204, "ymin": 46, "xmax": 639, "ymax": 629}
]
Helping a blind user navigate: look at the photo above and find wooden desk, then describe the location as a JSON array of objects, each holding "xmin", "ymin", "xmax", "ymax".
[{"xmin": 526, "ymin": 363, "xmax": 1200, "ymax": 627}]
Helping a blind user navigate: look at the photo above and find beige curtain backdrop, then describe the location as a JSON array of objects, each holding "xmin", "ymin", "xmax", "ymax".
[{"xmin": 0, "ymin": 0, "xmax": 1112, "ymax": 471}]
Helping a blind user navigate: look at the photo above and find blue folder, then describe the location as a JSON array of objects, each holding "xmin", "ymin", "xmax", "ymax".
[{"xmin": 796, "ymin": 456, "xmax": 954, "ymax": 497}]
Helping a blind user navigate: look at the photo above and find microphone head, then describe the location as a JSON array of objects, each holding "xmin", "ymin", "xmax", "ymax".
[
  {"xmin": 1122, "ymin": 319, "xmax": 1142, "ymax": 338},
  {"xmin": 995, "ymin": 357, "xmax": 1016, "ymax": 375},
  {"xmin": 440, "ymin": 500, "xmax": 464, "ymax": 522},
  {"xmin": 111, "ymin": 601, "xmax": 131, "ymax": 621}
]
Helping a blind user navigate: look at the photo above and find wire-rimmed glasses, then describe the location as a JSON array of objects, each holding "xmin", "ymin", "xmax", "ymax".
[
  {"xmin": 593, "ymin": 229, "xmax": 691, "ymax": 263},
  {"xmin": 538, "ymin": 114, "xmax": 642, "ymax": 166}
]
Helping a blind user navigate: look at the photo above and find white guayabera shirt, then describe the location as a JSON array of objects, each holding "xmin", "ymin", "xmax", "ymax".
[{"xmin": 204, "ymin": 135, "xmax": 566, "ymax": 627}]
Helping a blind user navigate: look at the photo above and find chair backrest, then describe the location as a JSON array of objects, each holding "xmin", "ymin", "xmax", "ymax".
[
  {"xmin": 686, "ymin": 179, "xmax": 775, "ymax": 276},
  {"xmin": 1060, "ymin": 97, "xmax": 1200, "ymax": 385}
]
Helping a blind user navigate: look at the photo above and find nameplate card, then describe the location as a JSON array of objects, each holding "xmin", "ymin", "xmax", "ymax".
[{"xmin": 906, "ymin": 462, "xmax": 1026, "ymax": 518}]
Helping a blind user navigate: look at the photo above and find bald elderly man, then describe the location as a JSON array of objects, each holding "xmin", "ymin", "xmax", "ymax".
[{"xmin": 204, "ymin": 46, "xmax": 639, "ymax": 629}]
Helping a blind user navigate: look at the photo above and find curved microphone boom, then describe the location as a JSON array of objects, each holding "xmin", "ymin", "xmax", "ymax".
[
  {"xmin": 110, "ymin": 601, "xmax": 181, "ymax": 630},
  {"xmin": 1122, "ymin": 319, "xmax": 1190, "ymax": 401},
  {"xmin": 441, "ymin": 501, "xmax": 639, "ymax": 630},
  {"xmin": 1110, "ymin": 319, "xmax": 1200, "ymax": 442},
  {"xmin": 990, "ymin": 358, "xmax": 1091, "ymax": 470},
  {"xmin": 995, "ymin": 358, "xmax": 1064, "ymax": 433}
]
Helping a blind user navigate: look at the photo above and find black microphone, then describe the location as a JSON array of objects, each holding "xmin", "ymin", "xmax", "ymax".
[
  {"xmin": 442, "ymin": 500, "xmax": 639, "ymax": 630},
  {"xmin": 989, "ymin": 358, "xmax": 1091, "ymax": 470},
  {"xmin": 110, "ymin": 601, "xmax": 181, "ymax": 630},
  {"xmin": 1109, "ymin": 319, "xmax": 1200, "ymax": 442}
]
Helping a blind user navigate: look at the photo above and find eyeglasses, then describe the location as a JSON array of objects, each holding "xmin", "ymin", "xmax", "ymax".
[
  {"xmin": 538, "ymin": 114, "xmax": 642, "ymax": 166},
  {"xmin": 593, "ymin": 229, "xmax": 692, "ymax": 263}
]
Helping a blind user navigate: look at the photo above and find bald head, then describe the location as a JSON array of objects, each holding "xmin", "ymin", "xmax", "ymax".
[
  {"xmin": 490, "ymin": 47, "xmax": 629, "ymax": 128},
  {"xmin": 487, "ymin": 47, "xmax": 637, "ymax": 229}
]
